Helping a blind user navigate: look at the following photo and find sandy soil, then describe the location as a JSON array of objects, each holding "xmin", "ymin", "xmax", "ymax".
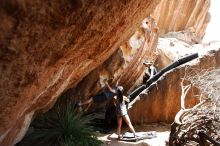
[{"xmin": 98, "ymin": 123, "xmax": 170, "ymax": 146}]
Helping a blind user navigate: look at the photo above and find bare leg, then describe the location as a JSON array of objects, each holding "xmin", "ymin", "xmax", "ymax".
[
  {"xmin": 117, "ymin": 116, "xmax": 122, "ymax": 139},
  {"xmin": 123, "ymin": 115, "xmax": 136, "ymax": 137},
  {"xmin": 79, "ymin": 97, "xmax": 93, "ymax": 106},
  {"xmin": 85, "ymin": 101, "xmax": 92, "ymax": 111},
  {"xmin": 78, "ymin": 97, "xmax": 93, "ymax": 111}
]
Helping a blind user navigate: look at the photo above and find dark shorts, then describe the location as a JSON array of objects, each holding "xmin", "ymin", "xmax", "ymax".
[
  {"xmin": 143, "ymin": 73, "xmax": 150, "ymax": 84},
  {"xmin": 93, "ymin": 92, "xmax": 114, "ymax": 103}
]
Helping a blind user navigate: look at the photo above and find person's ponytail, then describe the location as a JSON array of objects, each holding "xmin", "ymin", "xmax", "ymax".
[{"xmin": 117, "ymin": 89, "xmax": 123, "ymax": 103}]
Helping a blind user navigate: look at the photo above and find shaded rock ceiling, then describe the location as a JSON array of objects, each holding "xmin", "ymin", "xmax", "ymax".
[{"xmin": 0, "ymin": 0, "xmax": 160, "ymax": 145}]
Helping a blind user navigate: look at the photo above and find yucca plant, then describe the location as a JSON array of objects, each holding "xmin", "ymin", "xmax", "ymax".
[{"xmin": 20, "ymin": 102, "xmax": 102, "ymax": 146}]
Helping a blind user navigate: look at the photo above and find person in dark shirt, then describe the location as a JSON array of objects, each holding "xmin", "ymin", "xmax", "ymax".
[{"xmin": 78, "ymin": 81, "xmax": 117, "ymax": 111}]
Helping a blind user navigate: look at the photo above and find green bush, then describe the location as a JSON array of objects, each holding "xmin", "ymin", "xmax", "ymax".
[{"xmin": 20, "ymin": 102, "xmax": 102, "ymax": 146}]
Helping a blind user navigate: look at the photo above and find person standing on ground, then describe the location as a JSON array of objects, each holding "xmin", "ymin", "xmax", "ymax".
[{"xmin": 114, "ymin": 86, "xmax": 136, "ymax": 140}]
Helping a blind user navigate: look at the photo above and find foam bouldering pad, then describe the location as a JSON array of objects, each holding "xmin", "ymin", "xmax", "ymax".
[{"xmin": 119, "ymin": 131, "xmax": 157, "ymax": 142}]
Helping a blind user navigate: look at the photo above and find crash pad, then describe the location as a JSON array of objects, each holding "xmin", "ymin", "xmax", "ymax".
[{"xmin": 119, "ymin": 131, "xmax": 157, "ymax": 142}]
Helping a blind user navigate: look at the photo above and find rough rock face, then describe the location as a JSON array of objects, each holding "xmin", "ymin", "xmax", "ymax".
[
  {"xmin": 152, "ymin": 0, "xmax": 210, "ymax": 43},
  {"xmin": 0, "ymin": 0, "xmax": 161, "ymax": 145},
  {"xmin": 58, "ymin": 16, "xmax": 159, "ymax": 114},
  {"xmin": 119, "ymin": 17, "xmax": 159, "ymax": 91},
  {"xmin": 155, "ymin": 38, "xmax": 196, "ymax": 68},
  {"xmin": 129, "ymin": 41, "xmax": 220, "ymax": 124},
  {"xmin": 161, "ymin": 29, "xmax": 202, "ymax": 44}
]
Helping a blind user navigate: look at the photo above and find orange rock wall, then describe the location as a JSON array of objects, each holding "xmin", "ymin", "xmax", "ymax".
[
  {"xmin": 119, "ymin": 17, "xmax": 159, "ymax": 91},
  {"xmin": 152, "ymin": 0, "xmax": 210, "ymax": 40},
  {"xmin": 0, "ymin": 0, "xmax": 161, "ymax": 145},
  {"xmin": 129, "ymin": 46, "xmax": 220, "ymax": 124},
  {"xmin": 65, "ymin": 17, "xmax": 159, "ymax": 110}
]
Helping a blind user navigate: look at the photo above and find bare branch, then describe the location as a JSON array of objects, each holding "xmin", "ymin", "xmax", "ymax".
[{"xmin": 170, "ymin": 67, "xmax": 220, "ymax": 146}]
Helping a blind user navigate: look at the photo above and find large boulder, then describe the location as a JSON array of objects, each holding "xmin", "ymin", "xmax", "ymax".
[{"xmin": 0, "ymin": 0, "xmax": 161, "ymax": 145}]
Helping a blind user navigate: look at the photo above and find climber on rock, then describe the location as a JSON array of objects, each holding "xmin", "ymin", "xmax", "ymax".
[
  {"xmin": 114, "ymin": 86, "xmax": 136, "ymax": 140},
  {"xmin": 78, "ymin": 80, "xmax": 118, "ymax": 111},
  {"xmin": 142, "ymin": 61, "xmax": 158, "ymax": 84}
]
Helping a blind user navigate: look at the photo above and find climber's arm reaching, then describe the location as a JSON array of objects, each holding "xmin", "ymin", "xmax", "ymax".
[{"xmin": 105, "ymin": 81, "xmax": 117, "ymax": 94}]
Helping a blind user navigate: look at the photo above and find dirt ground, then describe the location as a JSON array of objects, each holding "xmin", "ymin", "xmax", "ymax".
[{"xmin": 98, "ymin": 123, "xmax": 170, "ymax": 146}]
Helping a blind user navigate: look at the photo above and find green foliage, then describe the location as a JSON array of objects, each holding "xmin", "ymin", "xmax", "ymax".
[{"xmin": 20, "ymin": 102, "xmax": 102, "ymax": 146}]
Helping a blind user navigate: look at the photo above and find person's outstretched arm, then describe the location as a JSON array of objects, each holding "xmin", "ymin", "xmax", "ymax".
[
  {"xmin": 105, "ymin": 81, "xmax": 116, "ymax": 93},
  {"xmin": 115, "ymin": 75, "xmax": 122, "ymax": 87}
]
